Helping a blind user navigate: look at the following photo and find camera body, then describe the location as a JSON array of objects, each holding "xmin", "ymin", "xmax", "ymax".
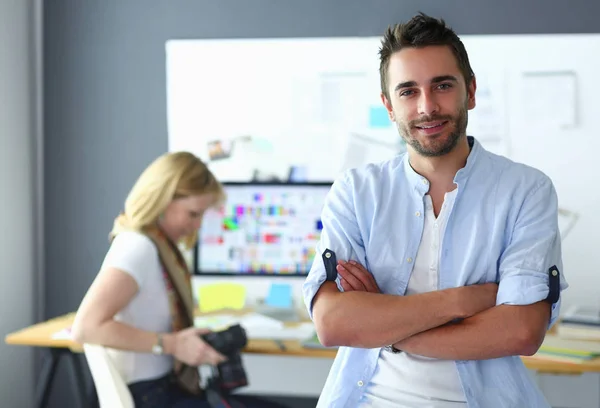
[{"xmin": 201, "ymin": 324, "xmax": 249, "ymax": 392}]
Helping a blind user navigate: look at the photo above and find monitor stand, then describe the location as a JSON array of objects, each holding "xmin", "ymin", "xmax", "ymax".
[{"xmin": 254, "ymin": 304, "xmax": 300, "ymax": 323}]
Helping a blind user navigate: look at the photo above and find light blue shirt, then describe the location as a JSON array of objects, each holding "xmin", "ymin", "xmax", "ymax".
[{"xmin": 303, "ymin": 137, "xmax": 568, "ymax": 408}]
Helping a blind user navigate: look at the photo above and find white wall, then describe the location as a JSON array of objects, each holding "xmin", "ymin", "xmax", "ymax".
[{"xmin": 0, "ymin": 0, "xmax": 38, "ymax": 406}]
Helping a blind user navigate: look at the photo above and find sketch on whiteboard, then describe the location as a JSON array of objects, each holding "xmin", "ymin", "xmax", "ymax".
[
  {"xmin": 465, "ymin": 69, "xmax": 509, "ymax": 156},
  {"xmin": 206, "ymin": 135, "xmax": 252, "ymax": 161},
  {"xmin": 165, "ymin": 38, "xmax": 566, "ymax": 183},
  {"xmin": 166, "ymin": 39, "xmax": 402, "ymax": 182},
  {"xmin": 340, "ymin": 132, "xmax": 404, "ymax": 174},
  {"xmin": 558, "ymin": 207, "xmax": 579, "ymax": 241},
  {"xmin": 520, "ymin": 70, "xmax": 577, "ymax": 129}
]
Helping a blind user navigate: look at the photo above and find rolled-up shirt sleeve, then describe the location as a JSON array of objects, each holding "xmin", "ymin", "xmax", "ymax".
[
  {"xmin": 302, "ymin": 173, "xmax": 366, "ymax": 320},
  {"xmin": 496, "ymin": 175, "xmax": 568, "ymax": 328}
]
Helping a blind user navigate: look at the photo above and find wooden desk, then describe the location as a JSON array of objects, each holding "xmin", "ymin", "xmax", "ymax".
[
  {"xmin": 5, "ymin": 312, "xmax": 82, "ymax": 351},
  {"xmin": 5, "ymin": 312, "xmax": 334, "ymax": 408},
  {"xmin": 7, "ymin": 312, "xmax": 600, "ymax": 407},
  {"xmin": 9, "ymin": 312, "xmax": 600, "ymax": 373},
  {"xmin": 4, "ymin": 312, "xmax": 335, "ymax": 359}
]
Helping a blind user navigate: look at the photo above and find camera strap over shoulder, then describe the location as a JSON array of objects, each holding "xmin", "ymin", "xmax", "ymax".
[
  {"xmin": 206, "ymin": 381, "xmax": 246, "ymax": 408},
  {"xmin": 143, "ymin": 227, "xmax": 202, "ymax": 396}
]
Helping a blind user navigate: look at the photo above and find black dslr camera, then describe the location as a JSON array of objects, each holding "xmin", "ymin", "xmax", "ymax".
[{"xmin": 201, "ymin": 324, "xmax": 249, "ymax": 392}]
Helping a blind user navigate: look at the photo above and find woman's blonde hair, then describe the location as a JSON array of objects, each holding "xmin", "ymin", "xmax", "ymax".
[{"xmin": 110, "ymin": 151, "xmax": 225, "ymax": 248}]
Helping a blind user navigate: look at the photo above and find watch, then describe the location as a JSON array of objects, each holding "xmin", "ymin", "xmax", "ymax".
[
  {"xmin": 384, "ymin": 344, "xmax": 402, "ymax": 354},
  {"xmin": 151, "ymin": 333, "xmax": 164, "ymax": 355}
]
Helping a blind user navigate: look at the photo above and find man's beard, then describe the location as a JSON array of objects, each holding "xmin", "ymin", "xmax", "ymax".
[{"xmin": 397, "ymin": 104, "xmax": 468, "ymax": 157}]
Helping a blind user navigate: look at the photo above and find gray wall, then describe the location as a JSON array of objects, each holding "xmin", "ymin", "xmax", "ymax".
[
  {"xmin": 0, "ymin": 0, "xmax": 38, "ymax": 407},
  {"xmin": 43, "ymin": 1, "xmax": 600, "ymax": 406}
]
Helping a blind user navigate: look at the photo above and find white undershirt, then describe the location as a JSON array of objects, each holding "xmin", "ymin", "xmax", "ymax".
[
  {"xmin": 100, "ymin": 231, "xmax": 174, "ymax": 384},
  {"xmin": 359, "ymin": 190, "xmax": 467, "ymax": 407}
]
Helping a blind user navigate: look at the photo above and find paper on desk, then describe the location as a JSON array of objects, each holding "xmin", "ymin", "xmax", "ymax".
[
  {"xmin": 194, "ymin": 315, "xmax": 243, "ymax": 335},
  {"xmin": 265, "ymin": 283, "xmax": 293, "ymax": 308},
  {"xmin": 198, "ymin": 283, "xmax": 246, "ymax": 313},
  {"xmin": 245, "ymin": 321, "xmax": 315, "ymax": 341},
  {"xmin": 195, "ymin": 312, "xmax": 314, "ymax": 341},
  {"xmin": 239, "ymin": 313, "xmax": 284, "ymax": 329},
  {"xmin": 52, "ymin": 327, "xmax": 73, "ymax": 340},
  {"xmin": 541, "ymin": 335, "xmax": 600, "ymax": 355},
  {"xmin": 195, "ymin": 312, "xmax": 280, "ymax": 331}
]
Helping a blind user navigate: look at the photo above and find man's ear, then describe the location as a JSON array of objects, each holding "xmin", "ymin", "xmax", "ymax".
[
  {"xmin": 380, "ymin": 93, "xmax": 395, "ymax": 122},
  {"xmin": 467, "ymin": 76, "xmax": 477, "ymax": 110}
]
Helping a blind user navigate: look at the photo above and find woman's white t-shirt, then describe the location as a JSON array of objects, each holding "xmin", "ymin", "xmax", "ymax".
[{"xmin": 100, "ymin": 231, "xmax": 174, "ymax": 384}]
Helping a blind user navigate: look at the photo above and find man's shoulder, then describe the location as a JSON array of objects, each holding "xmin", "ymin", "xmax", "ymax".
[
  {"xmin": 338, "ymin": 154, "xmax": 406, "ymax": 188},
  {"xmin": 477, "ymin": 148, "xmax": 553, "ymax": 191}
]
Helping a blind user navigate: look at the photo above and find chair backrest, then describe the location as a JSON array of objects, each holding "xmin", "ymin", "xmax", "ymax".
[{"xmin": 83, "ymin": 343, "xmax": 135, "ymax": 408}]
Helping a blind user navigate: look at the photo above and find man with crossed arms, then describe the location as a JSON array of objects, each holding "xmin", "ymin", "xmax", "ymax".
[{"xmin": 303, "ymin": 13, "xmax": 567, "ymax": 408}]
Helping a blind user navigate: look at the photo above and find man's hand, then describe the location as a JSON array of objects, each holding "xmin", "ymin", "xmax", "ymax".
[
  {"xmin": 336, "ymin": 259, "xmax": 498, "ymax": 319},
  {"xmin": 336, "ymin": 260, "xmax": 380, "ymax": 293},
  {"xmin": 165, "ymin": 328, "xmax": 227, "ymax": 367}
]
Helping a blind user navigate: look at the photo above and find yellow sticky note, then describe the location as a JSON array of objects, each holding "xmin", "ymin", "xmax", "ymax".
[{"xmin": 198, "ymin": 283, "xmax": 246, "ymax": 313}]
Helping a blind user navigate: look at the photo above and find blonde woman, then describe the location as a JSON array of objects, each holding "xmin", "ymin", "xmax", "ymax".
[{"xmin": 72, "ymin": 152, "xmax": 284, "ymax": 408}]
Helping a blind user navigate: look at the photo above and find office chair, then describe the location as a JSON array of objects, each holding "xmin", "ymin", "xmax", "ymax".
[{"xmin": 83, "ymin": 343, "xmax": 134, "ymax": 408}]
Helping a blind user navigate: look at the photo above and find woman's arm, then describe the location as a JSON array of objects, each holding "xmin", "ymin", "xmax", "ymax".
[
  {"xmin": 71, "ymin": 266, "xmax": 167, "ymax": 353},
  {"xmin": 71, "ymin": 266, "xmax": 226, "ymax": 366}
]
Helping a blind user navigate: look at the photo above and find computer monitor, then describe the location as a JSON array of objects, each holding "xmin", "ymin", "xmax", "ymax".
[{"xmin": 195, "ymin": 182, "xmax": 332, "ymax": 277}]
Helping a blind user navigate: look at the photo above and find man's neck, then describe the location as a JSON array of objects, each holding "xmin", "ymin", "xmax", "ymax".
[{"xmin": 408, "ymin": 136, "xmax": 471, "ymax": 191}]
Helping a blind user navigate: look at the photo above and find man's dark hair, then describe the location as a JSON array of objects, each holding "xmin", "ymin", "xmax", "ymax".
[{"xmin": 379, "ymin": 12, "xmax": 475, "ymax": 99}]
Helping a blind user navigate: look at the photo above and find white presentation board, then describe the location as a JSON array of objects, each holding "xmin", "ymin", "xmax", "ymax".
[{"xmin": 166, "ymin": 34, "xmax": 600, "ymax": 311}]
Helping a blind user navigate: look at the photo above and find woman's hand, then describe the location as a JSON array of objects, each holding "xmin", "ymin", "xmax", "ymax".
[
  {"xmin": 336, "ymin": 260, "xmax": 381, "ymax": 293},
  {"xmin": 165, "ymin": 327, "xmax": 227, "ymax": 367}
]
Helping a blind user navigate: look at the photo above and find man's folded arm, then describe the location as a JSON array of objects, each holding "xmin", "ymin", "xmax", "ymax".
[
  {"xmin": 392, "ymin": 175, "xmax": 568, "ymax": 360},
  {"xmin": 392, "ymin": 301, "xmax": 551, "ymax": 360},
  {"xmin": 311, "ymin": 282, "xmax": 478, "ymax": 348},
  {"xmin": 303, "ymin": 174, "xmax": 490, "ymax": 348}
]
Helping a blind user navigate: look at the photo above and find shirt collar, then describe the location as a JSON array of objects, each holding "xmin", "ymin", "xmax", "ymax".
[{"xmin": 402, "ymin": 136, "xmax": 481, "ymax": 194}]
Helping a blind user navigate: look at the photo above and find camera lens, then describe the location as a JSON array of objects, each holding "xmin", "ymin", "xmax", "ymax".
[
  {"xmin": 222, "ymin": 325, "xmax": 248, "ymax": 351},
  {"xmin": 202, "ymin": 324, "xmax": 247, "ymax": 355}
]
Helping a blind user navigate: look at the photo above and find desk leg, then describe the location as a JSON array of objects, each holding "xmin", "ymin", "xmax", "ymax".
[
  {"xmin": 35, "ymin": 349, "xmax": 60, "ymax": 408},
  {"xmin": 35, "ymin": 349, "xmax": 90, "ymax": 408},
  {"xmin": 65, "ymin": 352, "xmax": 90, "ymax": 408}
]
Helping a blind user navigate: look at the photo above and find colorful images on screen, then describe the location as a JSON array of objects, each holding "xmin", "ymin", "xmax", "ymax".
[{"xmin": 198, "ymin": 185, "xmax": 330, "ymax": 275}]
